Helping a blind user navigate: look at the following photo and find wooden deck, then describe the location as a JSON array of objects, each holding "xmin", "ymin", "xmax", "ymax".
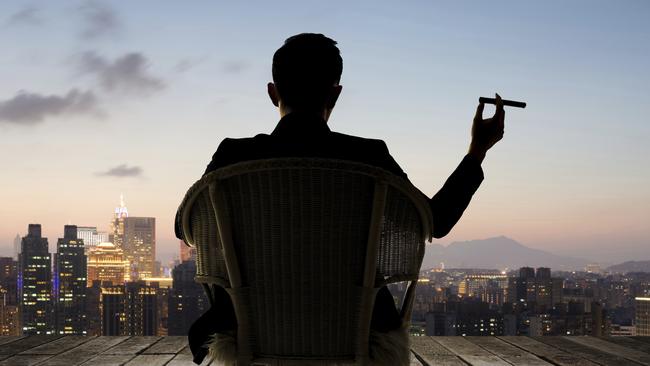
[{"xmin": 0, "ymin": 336, "xmax": 648, "ymax": 365}]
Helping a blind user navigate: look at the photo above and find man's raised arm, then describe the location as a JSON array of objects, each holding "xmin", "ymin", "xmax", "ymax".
[{"xmin": 430, "ymin": 93, "xmax": 505, "ymax": 238}]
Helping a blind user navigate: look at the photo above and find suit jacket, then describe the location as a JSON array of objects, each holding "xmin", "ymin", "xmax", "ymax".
[{"xmin": 176, "ymin": 111, "xmax": 484, "ymax": 363}]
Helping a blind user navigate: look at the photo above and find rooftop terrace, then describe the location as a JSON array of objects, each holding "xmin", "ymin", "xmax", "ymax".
[{"xmin": 0, "ymin": 335, "xmax": 648, "ymax": 366}]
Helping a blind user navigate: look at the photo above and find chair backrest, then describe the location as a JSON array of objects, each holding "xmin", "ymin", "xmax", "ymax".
[{"xmin": 178, "ymin": 158, "xmax": 433, "ymax": 365}]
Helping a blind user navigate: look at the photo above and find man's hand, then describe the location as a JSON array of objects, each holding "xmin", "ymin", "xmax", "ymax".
[{"xmin": 468, "ymin": 93, "xmax": 505, "ymax": 163}]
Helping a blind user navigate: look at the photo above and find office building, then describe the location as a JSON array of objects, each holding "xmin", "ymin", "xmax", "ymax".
[
  {"xmin": 87, "ymin": 242, "xmax": 130, "ymax": 285},
  {"xmin": 109, "ymin": 196, "xmax": 156, "ymax": 280},
  {"xmin": 168, "ymin": 260, "xmax": 208, "ymax": 335},
  {"xmin": 109, "ymin": 195, "xmax": 129, "ymax": 251},
  {"xmin": 54, "ymin": 225, "xmax": 87, "ymax": 335},
  {"xmin": 0, "ymin": 257, "xmax": 18, "ymax": 306},
  {"xmin": 0, "ymin": 257, "xmax": 19, "ymax": 335},
  {"xmin": 507, "ymin": 267, "xmax": 562, "ymax": 311},
  {"xmin": 101, "ymin": 281, "xmax": 159, "ymax": 336},
  {"xmin": 101, "ymin": 285, "xmax": 125, "ymax": 336},
  {"xmin": 18, "ymin": 224, "xmax": 53, "ymax": 335},
  {"xmin": 13, "ymin": 234, "xmax": 20, "ymax": 260},
  {"xmin": 636, "ymin": 297, "xmax": 650, "ymax": 336},
  {"xmin": 123, "ymin": 217, "xmax": 156, "ymax": 280},
  {"xmin": 77, "ymin": 226, "xmax": 109, "ymax": 253}
]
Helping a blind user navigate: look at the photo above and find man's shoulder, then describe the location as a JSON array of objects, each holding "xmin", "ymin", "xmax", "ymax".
[
  {"xmin": 220, "ymin": 132, "xmax": 387, "ymax": 150},
  {"xmin": 329, "ymin": 131, "xmax": 388, "ymax": 149}
]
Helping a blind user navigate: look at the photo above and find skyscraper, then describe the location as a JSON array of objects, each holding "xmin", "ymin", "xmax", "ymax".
[
  {"xmin": 77, "ymin": 226, "xmax": 109, "ymax": 253},
  {"xmin": 100, "ymin": 282, "xmax": 159, "ymax": 336},
  {"xmin": 101, "ymin": 285, "xmax": 125, "ymax": 336},
  {"xmin": 54, "ymin": 225, "xmax": 87, "ymax": 335},
  {"xmin": 109, "ymin": 196, "xmax": 156, "ymax": 280},
  {"xmin": 125, "ymin": 281, "xmax": 158, "ymax": 336},
  {"xmin": 0, "ymin": 257, "xmax": 19, "ymax": 335},
  {"xmin": 123, "ymin": 217, "xmax": 156, "ymax": 280},
  {"xmin": 507, "ymin": 267, "xmax": 562, "ymax": 310},
  {"xmin": 109, "ymin": 194, "xmax": 129, "ymax": 250},
  {"xmin": 18, "ymin": 224, "xmax": 53, "ymax": 335},
  {"xmin": 636, "ymin": 297, "xmax": 650, "ymax": 336},
  {"xmin": 87, "ymin": 242, "xmax": 130, "ymax": 285},
  {"xmin": 0, "ymin": 257, "xmax": 18, "ymax": 306},
  {"xmin": 168, "ymin": 260, "xmax": 208, "ymax": 335},
  {"xmin": 13, "ymin": 234, "xmax": 20, "ymax": 261}
]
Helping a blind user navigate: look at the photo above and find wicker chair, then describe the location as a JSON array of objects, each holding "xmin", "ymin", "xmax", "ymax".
[{"xmin": 177, "ymin": 158, "xmax": 433, "ymax": 365}]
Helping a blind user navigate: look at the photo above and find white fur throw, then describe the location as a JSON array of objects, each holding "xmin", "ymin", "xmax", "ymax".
[{"xmin": 204, "ymin": 325, "xmax": 410, "ymax": 366}]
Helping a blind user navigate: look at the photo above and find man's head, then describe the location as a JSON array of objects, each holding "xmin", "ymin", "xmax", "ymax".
[{"xmin": 268, "ymin": 33, "xmax": 343, "ymax": 119}]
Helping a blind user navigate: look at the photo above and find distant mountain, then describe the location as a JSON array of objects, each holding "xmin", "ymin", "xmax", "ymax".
[
  {"xmin": 606, "ymin": 261, "xmax": 650, "ymax": 273},
  {"xmin": 422, "ymin": 236, "xmax": 589, "ymax": 271}
]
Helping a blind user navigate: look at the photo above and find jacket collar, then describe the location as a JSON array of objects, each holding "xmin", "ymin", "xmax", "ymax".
[{"xmin": 271, "ymin": 112, "xmax": 331, "ymax": 137}]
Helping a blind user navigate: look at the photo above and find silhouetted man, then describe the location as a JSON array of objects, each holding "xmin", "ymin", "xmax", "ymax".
[{"xmin": 178, "ymin": 33, "xmax": 505, "ymax": 364}]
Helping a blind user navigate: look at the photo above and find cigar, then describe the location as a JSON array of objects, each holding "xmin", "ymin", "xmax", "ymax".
[{"xmin": 479, "ymin": 97, "xmax": 526, "ymax": 108}]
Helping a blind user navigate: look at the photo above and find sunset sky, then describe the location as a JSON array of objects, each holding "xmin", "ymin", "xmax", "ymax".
[{"xmin": 1, "ymin": 1, "xmax": 648, "ymax": 264}]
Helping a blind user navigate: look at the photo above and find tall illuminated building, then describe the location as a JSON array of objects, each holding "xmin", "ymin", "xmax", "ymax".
[
  {"xmin": 54, "ymin": 225, "xmax": 87, "ymax": 335},
  {"xmin": 109, "ymin": 195, "xmax": 156, "ymax": 280},
  {"xmin": 87, "ymin": 242, "xmax": 130, "ymax": 285},
  {"xmin": 168, "ymin": 260, "xmax": 208, "ymax": 335},
  {"xmin": 77, "ymin": 226, "xmax": 109, "ymax": 253},
  {"xmin": 109, "ymin": 194, "xmax": 129, "ymax": 250},
  {"xmin": 101, "ymin": 281, "xmax": 159, "ymax": 336},
  {"xmin": 637, "ymin": 297, "xmax": 650, "ymax": 336},
  {"xmin": 0, "ymin": 257, "xmax": 19, "ymax": 335},
  {"xmin": 18, "ymin": 224, "xmax": 53, "ymax": 335},
  {"xmin": 101, "ymin": 285, "xmax": 125, "ymax": 336},
  {"xmin": 123, "ymin": 217, "xmax": 156, "ymax": 279},
  {"xmin": 0, "ymin": 257, "xmax": 18, "ymax": 306}
]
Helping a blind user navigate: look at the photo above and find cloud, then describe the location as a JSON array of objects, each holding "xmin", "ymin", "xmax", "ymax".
[
  {"xmin": 77, "ymin": 51, "xmax": 165, "ymax": 94},
  {"xmin": 222, "ymin": 60, "xmax": 248, "ymax": 74},
  {"xmin": 96, "ymin": 164, "xmax": 143, "ymax": 178},
  {"xmin": 0, "ymin": 89, "xmax": 101, "ymax": 125},
  {"xmin": 78, "ymin": 1, "xmax": 121, "ymax": 39},
  {"xmin": 6, "ymin": 6, "xmax": 43, "ymax": 26}
]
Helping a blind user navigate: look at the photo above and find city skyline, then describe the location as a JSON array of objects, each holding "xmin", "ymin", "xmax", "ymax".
[
  {"xmin": 2, "ymin": 222, "xmax": 649, "ymax": 338},
  {"xmin": 1, "ymin": 1, "xmax": 649, "ymax": 263}
]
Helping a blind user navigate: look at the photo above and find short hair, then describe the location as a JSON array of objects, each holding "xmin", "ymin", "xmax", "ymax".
[{"xmin": 272, "ymin": 33, "xmax": 343, "ymax": 110}]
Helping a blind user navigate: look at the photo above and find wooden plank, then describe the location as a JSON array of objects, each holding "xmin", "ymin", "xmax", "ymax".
[
  {"xmin": 167, "ymin": 353, "xmax": 196, "ymax": 366},
  {"xmin": 124, "ymin": 354, "xmax": 175, "ymax": 366},
  {"xmin": 0, "ymin": 336, "xmax": 26, "ymax": 346},
  {"xmin": 565, "ymin": 336, "xmax": 650, "ymax": 366},
  {"xmin": 19, "ymin": 336, "xmax": 95, "ymax": 355},
  {"xmin": 78, "ymin": 354, "xmax": 137, "ymax": 366},
  {"xmin": 0, "ymin": 336, "xmax": 61, "ymax": 355},
  {"xmin": 102, "ymin": 336, "xmax": 161, "ymax": 355},
  {"xmin": 0, "ymin": 354, "xmax": 52, "ymax": 366},
  {"xmin": 410, "ymin": 337, "xmax": 467, "ymax": 366},
  {"xmin": 534, "ymin": 336, "xmax": 643, "ymax": 366},
  {"xmin": 411, "ymin": 337, "xmax": 456, "ymax": 355},
  {"xmin": 40, "ymin": 336, "xmax": 130, "ymax": 366},
  {"xmin": 601, "ymin": 337, "xmax": 650, "ymax": 354},
  {"xmin": 465, "ymin": 336, "xmax": 551, "ymax": 366},
  {"xmin": 632, "ymin": 337, "xmax": 650, "ymax": 345},
  {"xmin": 434, "ymin": 337, "xmax": 510, "ymax": 366},
  {"xmin": 499, "ymin": 336, "xmax": 598, "ymax": 366},
  {"xmin": 142, "ymin": 336, "xmax": 187, "ymax": 354}
]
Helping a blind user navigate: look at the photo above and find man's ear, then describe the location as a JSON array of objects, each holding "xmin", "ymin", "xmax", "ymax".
[
  {"xmin": 326, "ymin": 84, "xmax": 343, "ymax": 109},
  {"xmin": 267, "ymin": 82, "xmax": 279, "ymax": 107}
]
